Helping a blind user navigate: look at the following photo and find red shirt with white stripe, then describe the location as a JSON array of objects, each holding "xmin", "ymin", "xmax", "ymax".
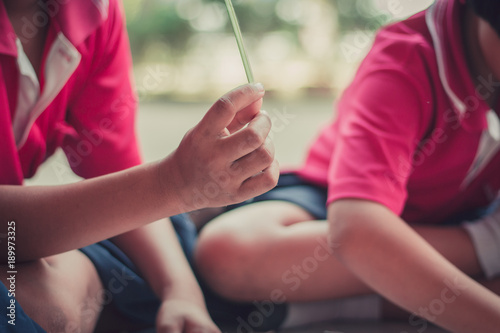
[
  {"xmin": 0, "ymin": 0, "xmax": 141, "ymax": 185},
  {"xmin": 296, "ymin": 0, "xmax": 500, "ymax": 224}
]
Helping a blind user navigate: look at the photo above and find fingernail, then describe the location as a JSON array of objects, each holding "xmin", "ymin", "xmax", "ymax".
[{"xmin": 252, "ymin": 82, "xmax": 264, "ymax": 92}]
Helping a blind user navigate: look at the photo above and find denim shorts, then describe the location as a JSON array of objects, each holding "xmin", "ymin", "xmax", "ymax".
[
  {"xmin": 228, "ymin": 173, "xmax": 495, "ymax": 224},
  {"xmin": 228, "ymin": 173, "xmax": 328, "ymax": 220}
]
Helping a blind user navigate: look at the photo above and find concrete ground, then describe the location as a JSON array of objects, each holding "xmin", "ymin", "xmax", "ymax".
[{"xmin": 26, "ymin": 98, "xmax": 448, "ymax": 333}]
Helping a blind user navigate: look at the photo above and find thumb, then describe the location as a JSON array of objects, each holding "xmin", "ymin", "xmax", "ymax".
[{"xmin": 197, "ymin": 83, "xmax": 265, "ymax": 136}]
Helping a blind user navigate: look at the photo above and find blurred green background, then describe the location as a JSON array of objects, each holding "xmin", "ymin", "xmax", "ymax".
[{"xmin": 123, "ymin": 0, "xmax": 434, "ymax": 102}]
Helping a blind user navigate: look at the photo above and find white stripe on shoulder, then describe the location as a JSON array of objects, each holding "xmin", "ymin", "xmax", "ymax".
[{"xmin": 425, "ymin": 0, "xmax": 467, "ymax": 117}]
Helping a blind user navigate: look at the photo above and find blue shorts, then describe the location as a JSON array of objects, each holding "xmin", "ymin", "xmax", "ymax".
[
  {"xmin": 0, "ymin": 214, "xmax": 197, "ymax": 332},
  {"xmin": 228, "ymin": 173, "xmax": 328, "ymax": 220},
  {"xmin": 229, "ymin": 173, "xmax": 493, "ymax": 224}
]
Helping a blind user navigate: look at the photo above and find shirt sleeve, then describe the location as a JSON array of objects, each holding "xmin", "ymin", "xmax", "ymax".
[
  {"xmin": 327, "ymin": 68, "xmax": 433, "ymax": 216},
  {"xmin": 62, "ymin": 1, "xmax": 142, "ymax": 178}
]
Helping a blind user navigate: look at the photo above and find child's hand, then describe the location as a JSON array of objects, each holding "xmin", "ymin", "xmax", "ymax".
[
  {"xmin": 156, "ymin": 299, "xmax": 221, "ymax": 333},
  {"xmin": 160, "ymin": 83, "xmax": 279, "ymax": 211}
]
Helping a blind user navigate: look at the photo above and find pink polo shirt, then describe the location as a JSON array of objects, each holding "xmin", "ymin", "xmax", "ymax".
[
  {"xmin": 296, "ymin": 0, "xmax": 500, "ymax": 224},
  {"xmin": 0, "ymin": 0, "xmax": 141, "ymax": 185}
]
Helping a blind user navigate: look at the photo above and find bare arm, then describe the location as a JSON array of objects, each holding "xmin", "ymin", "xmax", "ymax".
[
  {"xmin": 0, "ymin": 84, "xmax": 279, "ymax": 262},
  {"xmin": 0, "ymin": 161, "xmax": 170, "ymax": 261},
  {"xmin": 328, "ymin": 199, "xmax": 500, "ymax": 333}
]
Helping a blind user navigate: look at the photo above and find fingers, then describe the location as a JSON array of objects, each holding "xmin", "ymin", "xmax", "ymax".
[
  {"xmin": 238, "ymin": 159, "xmax": 280, "ymax": 200},
  {"xmin": 157, "ymin": 316, "xmax": 220, "ymax": 333},
  {"xmin": 197, "ymin": 83, "xmax": 265, "ymax": 136},
  {"xmin": 226, "ymin": 98, "xmax": 263, "ymax": 133},
  {"xmin": 157, "ymin": 322, "xmax": 182, "ymax": 333},
  {"xmin": 156, "ymin": 311, "xmax": 221, "ymax": 333},
  {"xmin": 220, "ymin": 110, "xmax": 272, "ymax": 161},
  {"xmin": 230, "ymin": 136, "xmax": 275, "ymax": 180},
  {"xmin": 157, "ymin": 322, "xmax": 220, "ymax": 333},
  {"xmin": 171, "ymin": 83, "xmax": 278, "ymax": 210},
  {"xmin": 187, "ymin": 322, "xmax": 221, "ymax": 333}
]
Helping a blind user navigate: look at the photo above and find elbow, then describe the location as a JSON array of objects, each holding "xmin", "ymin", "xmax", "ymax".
[
  {"xmin": 327, "ymin": 202, "xmax": 352, "ymax": 260},
  {"xmin": 327, "ymin": 199, "xmax": 374, "ymax": 261}
]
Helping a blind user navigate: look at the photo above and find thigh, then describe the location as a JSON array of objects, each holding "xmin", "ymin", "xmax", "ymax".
[
  {"xmin": 1, "ymin": 250, "xmax": 103, "ymax": 333},
  {"xmin": 197, "ymin": 200, "xmax": 370, "ymax": 302},
  {"xmin": 196, "ymin": 175, "xmax": 370, "ymax": 301},
  {"xmin": 200, "ymin": 173, "xmax": 328, "ymax": 239},
  {"xmin": 202, "ymin": 200, "xmax": 317, "ymax": 237}
]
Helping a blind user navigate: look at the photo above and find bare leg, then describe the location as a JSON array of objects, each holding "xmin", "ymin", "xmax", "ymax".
[
  {"xmin": 0, "ymin": 250, "xmax": 154, "ymax": 332},
  {"xmin": 195, "ymin": 201, "xmax": 482, "ymax": 302},
  {"xmin": 1, "ymin": 250, "xmax": 103, "ymax": 332}
]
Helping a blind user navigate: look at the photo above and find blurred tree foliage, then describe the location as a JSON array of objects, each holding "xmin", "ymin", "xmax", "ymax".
[
  {"xmin": 124, "ymin": 0, "xmax": 384, "ymax": 59},
  {"xmin": 334, "ymin": 0, "xmax": 391, "ymax": 32},
  {"xmin": 124, "ymin": 1, "xmax": 191, "ymax": 57}
]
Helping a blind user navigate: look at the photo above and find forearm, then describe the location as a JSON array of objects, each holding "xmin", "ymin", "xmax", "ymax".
[
  {"xmin": 411, "ymin": 225, "xmax": 482, "ymax": 277},
  {"xmin": 329, "ymin": 200, "xmax": 500, "ymax": 333},
  {"xmin": 0, "ymin": 84, "xmax": 277, "ymax": 263},
  {"xmin": 0, "ymin": 159, "xmax": 183, "ymax": 262},
  {"xmin": 111, "ymin": 219, "xmax": 204, "ymax": 304}
]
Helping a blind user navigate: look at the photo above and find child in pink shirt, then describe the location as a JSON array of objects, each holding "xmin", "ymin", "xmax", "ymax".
[
  {"xmin": 196, "ymin": 0, "xmax": 500, "ymax": 332},
  {"xmin": 0, "ymin": 0, "xmax": 278, "ymax": 332}
]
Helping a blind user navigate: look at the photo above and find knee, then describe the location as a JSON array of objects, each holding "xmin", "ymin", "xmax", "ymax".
[
  {"xmin": 2, "ymin": 254, "xmax": 101, "ymax": 333},
  {"xmin": 34, "ymin": 303, "xmax": 81, "ymax": 333},
  {"xmin": 194, "ymin": 202, "xmax": 311, "ymax": 298},
  {"xmin": 195, "ymin": 219, "xmax": 263, "ymax": 294},
  {"xmin": 2, "ymin": 259, "xmax": 80, "ymax": 331},
  {"xmin": 196, "ymin": 219, "xmax": 253, "ymax": 273}
]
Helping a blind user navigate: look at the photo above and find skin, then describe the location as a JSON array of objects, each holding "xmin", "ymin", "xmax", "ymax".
[
  {"xmin": 3, "ymin": 0, "xmax": 47, "ymax": 73},
  {"xmin": 0, "ymin": 1, "xmax": 279, "ymax": 332},
  {"xmin": 196, "ymin": 202, "xmax": 482, "ymax": 302},
  {"xmin": 0, "ymin": 88, "xmax": 277, "ymax": 261},
  {"xmin": 329, "ymin": 200, "xmax": 500, "ymax": 333},
  {"xmin": 195, "ymin": 6, "xmax": 500, "ymax": 332}
]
